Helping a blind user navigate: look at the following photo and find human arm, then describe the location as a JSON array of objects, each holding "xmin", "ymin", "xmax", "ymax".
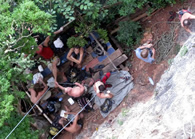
[
  {"xmin": 189, "ymin": 14, "xmax": 195, "ymax": 20},
  {"xmin": 38, "ymin": 78, "xmax": 48, "ymax": 95},
  {"xmin": 54, "ymin": 27, "xmax": 64, "ymax": 35},
  {"xmin": 138, "ymin": 43, "xmax": 153, "ymax": 49},
  {"xmin": 184, "ymin": 26, "xmax": 192, "ymax": 33},
  {"xmin": 74, "ymin": 82, "xmax": 84, "ymax": 88},
  {"xmin": 28, "ymin": 88, "xmax": 37, "ymax": 104},
  {"xmin": 67, "ymin": 48, "xmax": 84, "ymax": 64},
  {"xmin": 66, "ymin": 48, "xmax": 74, "ymax": 61},
  {"xmin": 96, "ymin": 91, "xmax": 113, "ymax": 99},
  {"xmin": 55, "ymin": 81, "xmax": 67, "ymax": 94}
]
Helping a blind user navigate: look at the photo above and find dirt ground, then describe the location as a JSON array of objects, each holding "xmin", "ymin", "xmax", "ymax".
[{"xmin": 56, "ymin": 1, "xmax": 194, "ymax": 139}]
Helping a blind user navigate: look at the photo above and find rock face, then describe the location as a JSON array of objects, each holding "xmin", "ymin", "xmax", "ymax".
[{"xmin": 90, "ymin": 35, "xmax": 195, "ymax": 139}]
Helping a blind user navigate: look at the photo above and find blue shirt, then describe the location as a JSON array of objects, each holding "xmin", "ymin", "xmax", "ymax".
[{"xmin": 135, "ymin": 48, "xmax": 154, "ymax": 64}]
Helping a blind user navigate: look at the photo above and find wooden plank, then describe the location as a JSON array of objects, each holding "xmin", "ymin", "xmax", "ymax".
[
  {"xmin": 85, "ymin": 58, "xmax": 99, "ymax": 71},
  {"xmin": 93, "ymin": 54, "xmax": 128, "ymax": 80},
  {"xmin": 99, "ymin": 49, "xmax": 122, "ymax": 66},
  {"xmin": 82, "ymin": 53, "xmax": 94, "ymax": 67}
]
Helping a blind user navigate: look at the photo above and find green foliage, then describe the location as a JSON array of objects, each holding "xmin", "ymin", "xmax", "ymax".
[
  {"xmin": 148, "ymin": 0, "xmax": 176, "ymax": 9},
  {"xmin": 117, "ymin": 119, "xmax": 124, "ymax": 126},
  {"xmin": 168, "ymin": 59, "xmax": 173, "ymax": 66},
  {"xmin": 75, "ymin": 22, "xmax": 96, "ymax": 37},
  {"xmin": 117, "ymin": 21, "xmax": 143, "ymax": 48},
  {"xmin": 121, "ymin": 108, "xmax": 129, "ymax": 117},
  {"xmin": 0, "ymin": 112, "xmax": 39, "ymax": 139},
  {"xmin": 97, "ymin": 29, "xmax": 109, "ymax": 42},
  {"xmin": 180, "ymin": 46, "xmax": 188, "ymax": 57},
  {"xmin": 0, "ymin": 0, "xmax": 54, "ymax": 137},
  {"xmin": 35, "ymin": 0, "xmax": 108, "ymax": 25},
  {"xmin": 0, "ymin": 0, "xmax": 55, "ymax": 55},
  {"xmin": 105, "ymin": 0, "xmax": 177, "ymax": 17},
  {"xmin": 67, "ymin": 36, "xmax": 87, "ymax": 48}
]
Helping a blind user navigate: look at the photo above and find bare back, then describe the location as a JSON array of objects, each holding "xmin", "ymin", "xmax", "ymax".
[{"xmin": 67, "ymin": 86, "xmax": 84, "ymax": 97}]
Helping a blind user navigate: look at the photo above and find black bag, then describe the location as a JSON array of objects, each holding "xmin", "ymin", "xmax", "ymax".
[
  {"xmin": 77, "ymin": 94, "xmax": 94, "ymax": 112},
  {"xmin": 45, "ymin": 98, "xmax": 61, "ymax": 114},
  {"xmin": 100, "ymin": 99, "xmax": 112, "ymax": 113}
]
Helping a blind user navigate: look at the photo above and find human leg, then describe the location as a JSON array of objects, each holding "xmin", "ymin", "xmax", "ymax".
[{"xmin": 52, "ymin": 56, "xmax": 60, "ymax": 82}]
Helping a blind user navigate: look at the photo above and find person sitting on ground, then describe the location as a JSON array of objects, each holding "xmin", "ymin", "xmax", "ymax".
[
  {"xmin": 135, "ymin": 40, "xmax": 155, "ymax": 64},
  {"xmin": 28, "ymin": 78, "xmax": 48, "ymax": 104},
  {"xmin": 67, "ymin": 45, "xmax": 84, "ymax": 68},
  {"xmin": 59, "ymin": 111, "xmax": 84, "ymax": 134},
  {"xmin": 55, "ymin": 81, "xmax": 85, "ymax": 98},
  {"xmin": 93, "ymin": 72, "xmax": 113, "ymax": 99},
  {"xmin": 177, "ymin": 9, "xmax": 195, "ymax": 33},
  {"xmin": 34, "ymin": 27, "xmax": 65, "ymax": 60}
]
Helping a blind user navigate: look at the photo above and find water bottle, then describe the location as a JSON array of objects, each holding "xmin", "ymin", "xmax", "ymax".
[{"xmin": 59, "ymin": 97, "xmax": 63, "ymax": 102}]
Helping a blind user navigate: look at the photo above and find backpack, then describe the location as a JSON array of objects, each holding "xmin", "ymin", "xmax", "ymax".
[
  {"xmin": 77, "ymin": 94, "xmax": 94, "ymax": 112},
  {"xmin": 100, "ymin": 99, "xmax": 113, "ymax": 113},
  {"xmin": 91, "ymin": 41, "xmax": 108, "ymax": 56},
  {"xmin": 45, "ymin": 98, "xmax": 61, "ymax": 114}
]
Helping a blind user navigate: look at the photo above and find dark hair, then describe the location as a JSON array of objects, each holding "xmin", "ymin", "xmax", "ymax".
[
  {"xmin": 99, "ymin": 85, "xmax": 105, "ymax": 92},
  {"xmin": 74, "ymin": 45, "xmax": 80, "ymax": 49},
  {"xmin": 33, "ymin": 83, "xmax": 44, "ymax": 96},
  {"xmin": 183, "ymin": 19, "xmax": 191, "ymax": 27},
  {"xmin": 141, "ymin": 49, "xmax": 149, "ymax": 58}
]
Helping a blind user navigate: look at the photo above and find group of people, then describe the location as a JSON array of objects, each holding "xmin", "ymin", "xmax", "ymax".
[
  {"xmin": 27, "ymin": 8, "xmax": 195, "ymax": 134},
  {"xmin": 28, "ymin": 26, "xmax": 114, "ymax": 134}
]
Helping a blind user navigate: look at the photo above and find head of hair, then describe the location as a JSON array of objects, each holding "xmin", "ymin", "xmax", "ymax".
[
  {"xmin": 74, "ymin": 45, "xmax": 80, "ymax": 49},
  {"xmin": 98, "ymin": 85, "xmax": 105, "ymax": 92},
  {"xmin": 183, "ymin": 19, "xmax": 191, "ymax": 27},
  {"xmin": 141, "ymin": 49, "xmax": 149, "ymax": 58},
  {"xmin": 33, "ymin": 83, "xmax": 44, "ymax": 96}
]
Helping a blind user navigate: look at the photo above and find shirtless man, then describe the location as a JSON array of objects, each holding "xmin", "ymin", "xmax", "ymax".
[
  {"xmin": 93, "ymin": 72, "xmax": 113, "ymax": 99},
  {"xmin": 93, "ymin": 81, "xmax": 113, "ymax": 99},
  {"xmin": 28, "ymin": 78, "xmax": 48, "ymax": 104},
  {"xmin": 59, "ymin": 112, "xmax": 83, "ymax": 134},
  {"xmin": 55, "ymin": 81, "xmax": 85, "ymax": 97},
  {"xmin": 178, "ymin": 9, "xmax": 195, "ymax": 33}
]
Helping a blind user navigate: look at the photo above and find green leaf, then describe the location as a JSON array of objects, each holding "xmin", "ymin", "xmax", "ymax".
[{"xmin": 80, "ymin": 4, "xmax": 84, "ymax": 10}]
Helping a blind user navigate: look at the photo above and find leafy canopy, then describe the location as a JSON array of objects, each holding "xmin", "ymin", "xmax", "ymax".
[{"xmin": 0, "ymin": 0, "xmax": 55, "ymax": 138}]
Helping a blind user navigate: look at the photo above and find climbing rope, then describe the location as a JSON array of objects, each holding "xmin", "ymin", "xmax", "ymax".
[
  {"xmin": 151, "ymin": 21, "xmax": 180, "ymax": 63},
  {"xmin": 52, "ymin": 94, "xmax": 96, "ymax": 139},
  {"xmin": 5, "ymin": 87, "xmax": 51, "ymax": 139}
]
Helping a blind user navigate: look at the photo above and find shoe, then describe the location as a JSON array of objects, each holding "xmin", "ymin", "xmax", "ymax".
[{"xmin": 99, "ymin": 70, "xmax": 104, "ymax": 78}]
